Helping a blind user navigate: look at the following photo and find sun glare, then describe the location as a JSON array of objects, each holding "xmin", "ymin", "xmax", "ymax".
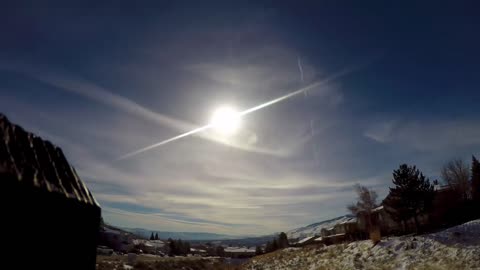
[{"xmin": 210, "ymin": 106, "xmax": 241, "ymax": 135}]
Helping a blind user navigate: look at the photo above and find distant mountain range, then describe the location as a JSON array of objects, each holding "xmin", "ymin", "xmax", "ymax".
[
  {"xmin": 114, "ymin": 215, "xmax": 354, "ymax": 243},
  {"xmin": 121, "ymin": 228, "xmax": 243, "ymax": 241},
  {"xmin": 206, "ymin": 235, "xmax": 276, "ymax": 247},
  {"xmin": 287, "ymin": 215, "xmax": 354, "ymax": 239}
]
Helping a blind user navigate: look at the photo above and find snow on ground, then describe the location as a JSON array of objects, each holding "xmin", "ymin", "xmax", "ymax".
[
  {"xmin": 426, "ymin": 219, "xmax": 480, "ymax": 246},
  {"xmin": 244, "ymin": 220, "xmax": 480, "ymax": 270}
]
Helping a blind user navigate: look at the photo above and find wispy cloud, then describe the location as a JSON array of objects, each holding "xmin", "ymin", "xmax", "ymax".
[
  {"xmin": 2, "ymin": 62, "xmax": 294, "ymax": 158},
  {"xmin": 1, "ymin": 1, "xmax": 479, "ymax": 238},
  {"xmin": 0, "ymin": 25, "xmax": 382, "ymax": 235},
  {"xmin": 297, "ymin": 56, "xmax": 304, "ymax": 83},
  {"xmin": 0, "ymin": 67, "xmax": 383, "ymax": 234},
  {"xmin": 364, "ymin": 120, "xmax": 396, "ymax": 143},
  {"xmin": 9, "ymin": 109, "xmax": 355, "ymax": 234},
  {"xmin": 118, "ymin": 76, "xmax": 343, "ymax": 160},
  {"xmin": 365, "ymin": 119, "xmax": 480, "ymax": 151}
]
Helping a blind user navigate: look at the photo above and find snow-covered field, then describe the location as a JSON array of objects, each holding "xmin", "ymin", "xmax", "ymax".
[{"xmin": 244, "ymin": 219, "xmax": 480, "ymax": 270}]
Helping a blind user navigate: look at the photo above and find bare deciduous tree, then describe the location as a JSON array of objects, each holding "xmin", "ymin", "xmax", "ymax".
[
  {"xmin": 348, "ymin": 184, "xmax": 378, "ymax": 230},
  {"xmin": 472, "ymin": 156, "xmax": 480, "ymax": 203},
  {"xmin": 442, "ymin": 159, "xmax": 471, "ymax": 201}
]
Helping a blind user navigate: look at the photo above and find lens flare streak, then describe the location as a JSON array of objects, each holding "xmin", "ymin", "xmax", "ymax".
[{"xmin": 117, "ymin": 67, "xmax": 354, "ymax": 160}]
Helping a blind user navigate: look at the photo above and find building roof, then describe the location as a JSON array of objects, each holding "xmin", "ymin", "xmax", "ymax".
[
  {"xmin": 0, "ymin": 114, "xmax": 98, "ymax": 206},
  {"xmin": 324, "ymin": 233, "xmax": 346, "ymax": 239},
  {"xmin": 339, "ymin": 217, "xmax": 357, "ymax": 224},
  {"xmin": 190, "ymin": 248, "xmax": 207, "ymax": 253},
  {"xmin": 104, "ymin": 227, "xmax": 121, "ymax": 234},
  {"xmin": 297, "ymin": 236, "xmax": 315, "ymax": 244},
  {"xmin": 147, "ymin": 240, "xmax": 165, "ymax": 248},
  {"xmin": 150, "ymin": 240, "xmax": 164, "ymax": 244},
  {"xmin": 434, "ymin": 184, "xmax": 451, "ymax": 191},
  {"xmin": 224, "ymin": 247, "xmax": 256, "ymax": 253}
]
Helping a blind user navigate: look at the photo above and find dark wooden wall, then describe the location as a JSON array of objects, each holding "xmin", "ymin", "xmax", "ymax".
[{"xmin": 0, "ymin": 114, "xmax": 101, "ymax": 269}]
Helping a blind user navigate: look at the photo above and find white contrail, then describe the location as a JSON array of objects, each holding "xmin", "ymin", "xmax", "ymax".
[
  {"xmin": 4, "ymin": 63, "xmax": 192, "ymax": 131},
  {"xmin": 239, "ymin": 66, "xmax": 351, "ymax": 116},
  {"xmin": 117, "ymin": 67, "xmax": 353, "ymax": 160},
  {"xmin": 297, "ymin": 56, "xmax": 304, "ymax": 82},
  {"xmin": 5, "ymin": 63, "xmax": 286, "ymax": 157},
  {"xmin": 117, "ymin": 82, "xmax": 321, "ymax": 160},
  {"xmin": 117, "ymin": 125, "xmax": 212, "ymax": 160},
  {"xmin": 239, "ymin": 80, "xmax": 322, "ymax": 116}
]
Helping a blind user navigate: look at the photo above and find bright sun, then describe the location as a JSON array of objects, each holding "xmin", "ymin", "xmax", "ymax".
[{"xmin": 210, "ymin": 106, "xmax": 241, "ymax": 135}]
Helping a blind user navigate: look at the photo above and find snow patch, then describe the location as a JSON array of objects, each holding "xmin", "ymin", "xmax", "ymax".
[{"xmin": 247, "ymin": 220, "xmax": 480, "ymax": 270}]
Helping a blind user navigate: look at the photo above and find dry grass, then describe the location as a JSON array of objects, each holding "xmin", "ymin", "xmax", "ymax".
[
  {"xmin": 96, "ymin": 255, "xmax": 242, "ymax": 270},
  {"xmin": 242, "ymin": 239, "xmax": 480, "ymax": 270}
]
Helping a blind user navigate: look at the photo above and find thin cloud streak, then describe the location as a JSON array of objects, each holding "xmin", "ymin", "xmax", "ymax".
[
  {"xmin": 297, "ymin": 56, "xmax": 304, "ymax": 82},
  {"xmin": 117, "ymin": 125, "xmax": 212, "ymax": 160},
  {"xmin": 102, "ymin": 206, "xmax": 233, "ymax": 228},
  {"xmin": 3, "ymin": 63, "xmax": 287, "ymax": 157},
  {"xmin": 239, "ymin": 78, "xmax": 327, "ymax": 116},
  {"xmin": 118, "ymin": 66, "xmax": 356, "ymax": 160},
  {"xmin": 0, "ymin": 61, "xmax": 192, "ymax": 131}
]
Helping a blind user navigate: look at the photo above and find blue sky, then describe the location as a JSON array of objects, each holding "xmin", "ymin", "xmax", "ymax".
[{"xmin": 1, "ymin": 1, "xmax": 479, "ymax": 235}]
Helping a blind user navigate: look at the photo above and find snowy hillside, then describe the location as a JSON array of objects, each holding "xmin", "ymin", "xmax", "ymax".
[
  {"xmin": 246, "ymin": 219, "xmax": 480, "ymax": 270},
  {"xmin": 287, "ymin": 215, "xmax": 354, "ymax": 239}
]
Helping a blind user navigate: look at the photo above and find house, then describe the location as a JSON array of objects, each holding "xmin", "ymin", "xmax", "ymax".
[
  {"xmin": 294, "ymin": 236, "xmax": 317, "ymax": 247},
  {"xmin": 336, "ymin": 217, "xmax": 359, "ymax": 233},
  {"xmin": 313, "ymin": 236, "xmax": 324, "ymax": 244},
  {"xmin": 99, "ymin": 226, "xmax": 134, "ymax": 252},
  {"xmin": 144, "ymin": 240, "xmax": 166, "ymax": 254},
  {"xmin": 429, "ymin": 184, "xmax": 469, "ymax": 227},
  {"xmin": 224, "ymin": 247, "xmax": 256, "ymax": 258},
  {"xmin": 375, "ymin": 185, "xmax": 452, "ymax": 235},
  {"xmin": 335, "ymin": 217, "xmax": 366, "ymax": 241},
  {"xmin": 370, "ymin": 205, "xmax": 404, "ymax": 235},
  {"xmin": 97, "ymin": 246, "xmax": 114, "ymax": 256},
  {"xmin": 318, "ymin": 226, "xmax": 345, "ymax": 245},
  {"xmin": 149, "ymin": 240, "xmax": 165, "ymax": 249},
  {"xmin": 322, "ymin": 233, "xmax": 347, "ymax": 245},
  {"xmin": 293, "ymin": 219, "xmax": 364, "ymax": 247},
  {"xmin": 190, "ymin": 248, "xmax": 208, "ymax": 256},
  {"xmin": 131, "ymin": 239, "xmax": 167, "ymax": 254}
]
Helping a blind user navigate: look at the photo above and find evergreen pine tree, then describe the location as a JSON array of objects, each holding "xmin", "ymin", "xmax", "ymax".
[
  {"xmin": 277, "ymin": 232, "xmax": 289, "ymax": 249},
  {"xmin": 472, "ymin": 155, "xmax": 480, "ymax": 203},
  {"xmin": 383, "ymin": 164, "xmax": 435, "ymax": 232},
  {"xmin": 168, "ymin": 238, "xmax": 176, "ymax": 256},
  {"xmin": 150, "ymin": 232, "xmax": 154, "ymax": 240},
  {"xmin": 265, "ymin": 241, "xmax": 273, "ymax": 253},
  {"xmin": 216, "ymin": 245, "xmax": 225, "ymax": 257},
  {"xmin": 155, "ymin": 233, "xmax": 159, "ymax": 240},
  {"xmin": 272, "ymin": 239, "xmax": 279, "ymax": 251},
  {"xmin": 177, "ymin": 239, "xmax": 183, "ymax": 255},
  {"xmin": 255, "ymin": 246, "xmax": 263, "ymax": 255}
]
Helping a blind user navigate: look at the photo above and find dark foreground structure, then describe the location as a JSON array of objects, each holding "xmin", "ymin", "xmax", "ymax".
[{"xmin": 0, "ymin": 114, "xmax": 101, "ymax": 269}]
